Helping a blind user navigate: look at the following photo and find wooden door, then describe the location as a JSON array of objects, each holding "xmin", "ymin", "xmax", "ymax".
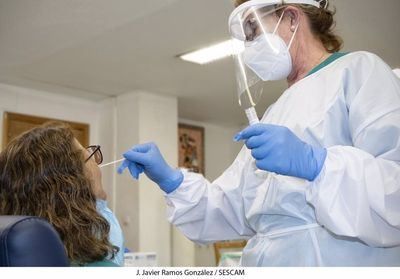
[{"xmin": 2, "ymin": 112, "xmax": 89, "ymax": 149}]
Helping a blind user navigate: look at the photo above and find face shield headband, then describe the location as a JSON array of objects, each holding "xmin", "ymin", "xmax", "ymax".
[{"xmin": 229, "ymin": 0, "xmax": 325, "ymax": 41}]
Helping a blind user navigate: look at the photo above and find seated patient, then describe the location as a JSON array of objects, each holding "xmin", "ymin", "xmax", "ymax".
[{"xmin": 0, "ymin": 122, "xmax": 124, "ymax": 266}]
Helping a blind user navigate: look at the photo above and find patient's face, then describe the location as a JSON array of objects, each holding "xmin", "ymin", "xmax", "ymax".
[{"xmin": 74, "ymin": 139, "xmax": 106, "ymax": 200}]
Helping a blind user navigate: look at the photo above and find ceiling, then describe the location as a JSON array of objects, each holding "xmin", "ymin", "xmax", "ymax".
[{"xmin": 1, "ymin": 0, "xmax": 399, "ymax": 127}]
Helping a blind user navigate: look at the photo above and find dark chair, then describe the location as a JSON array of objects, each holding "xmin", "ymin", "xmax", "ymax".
[{"xmin": 0, "ymin": 216, "xmax": 69, "ymax": 266}]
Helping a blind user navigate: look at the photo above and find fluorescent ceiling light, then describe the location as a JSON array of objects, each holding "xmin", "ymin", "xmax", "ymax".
[
  {"xmin": 393, "ymin": 68, "xmax": 400, "ymax": 78},
  {"xmin": 179, "ymin": 39, "xmax": 244, "ymax": 65}
]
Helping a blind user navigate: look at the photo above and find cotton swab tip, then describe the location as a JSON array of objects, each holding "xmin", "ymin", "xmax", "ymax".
[{"xmin": 99, "ymin": 158, "xmax": 125, "ymax": 168}]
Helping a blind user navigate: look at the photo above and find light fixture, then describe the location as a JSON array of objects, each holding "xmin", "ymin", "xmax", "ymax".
[
  {"xmin": 179, "ymin": 39, "xmax": 244, "ymax": 65},
  {"xmin": 393, "ymin": 68, "xmax": 400, "ymax": 78}
]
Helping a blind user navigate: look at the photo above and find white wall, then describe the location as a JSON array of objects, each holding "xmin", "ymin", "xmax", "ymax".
[
  {"xmin": 97, "ymin": 98, "xmax": 118, "ymax": 210},
  {"xmin": 114, "ymin": 92, "xmax": 178, "ymax": 266},
  {"xmin": 177, "ymin": 118, "xmax": 243, "ymax": 266},
  {"xmin": 0, "ymin": 83, "xmax": 100, "ymax": 147}
]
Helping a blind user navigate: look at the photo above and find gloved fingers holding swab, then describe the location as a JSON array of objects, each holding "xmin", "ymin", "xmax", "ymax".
[
  {"xmin": 117, "ymin": 159, "xmax": 144, "ymax": 180},
  {"xmin": 118, "ymin": 142, "xmax": 183, "ymax": 193}
]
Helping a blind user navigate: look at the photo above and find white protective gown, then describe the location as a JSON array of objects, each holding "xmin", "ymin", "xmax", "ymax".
[{"xmin": 165, "ymin": 51, "xmax": 400, "ymax": 266}]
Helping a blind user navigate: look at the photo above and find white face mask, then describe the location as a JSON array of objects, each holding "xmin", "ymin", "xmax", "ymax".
[{"xmin": 243, "ymin": 21, "xmax": 299, "ymax": 81}]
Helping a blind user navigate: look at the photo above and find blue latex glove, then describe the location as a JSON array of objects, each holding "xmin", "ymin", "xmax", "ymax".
[
  {"xmin": 234, "ymin": 124, "xmax": 327, "ymax": 181},
  {"xmin": 117, "ymin": 143, "xmax": 183, "ymax": 193}
]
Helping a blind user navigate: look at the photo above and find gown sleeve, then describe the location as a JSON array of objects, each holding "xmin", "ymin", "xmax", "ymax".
[
  {"xmin": 306, "ymin": 52, "xmax": 400, "ymax": 247},
  {"xmin": 164, "ymin": 147, "xmax": 255, "ymax": 244}
]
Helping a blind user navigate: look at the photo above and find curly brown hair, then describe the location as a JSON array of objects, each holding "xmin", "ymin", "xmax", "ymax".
[
  {"xmin": 0, "ymin": 121, "xmax": 117, "ymax": 265},
  {"xmin": 234, "ymin": 0, "xmax": 343, "ymax": 52}
]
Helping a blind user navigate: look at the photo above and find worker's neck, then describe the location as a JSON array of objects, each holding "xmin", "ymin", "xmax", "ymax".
[{"xmin": 287, "ymin": 34, "xmax": 329, "ymax": 87}]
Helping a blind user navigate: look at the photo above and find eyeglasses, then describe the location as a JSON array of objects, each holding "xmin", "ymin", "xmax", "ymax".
[
  {"xmin": 85, "ymin": 145, "xmax": 103, "ymax": 165},
  {"xmin": 241, "ymin": 6, "xmax": 285, "ymax": 41}
]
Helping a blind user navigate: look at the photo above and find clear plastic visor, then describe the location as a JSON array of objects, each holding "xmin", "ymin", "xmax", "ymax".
[
  {"xmin": 229, "ymin": 5, "xmax": 285, "ymax": 110},
  {"xmin": 230, "ymin": 5, "xmax": 285, "ymax": 42}
]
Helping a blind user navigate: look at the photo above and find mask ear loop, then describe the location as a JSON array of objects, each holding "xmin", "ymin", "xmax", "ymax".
[
  {"xmin": 255, "ymin": 9, "xmax": 285, "ymax": 54},
  {"xmin": 253, "ymin": 7, "xmax": 271, "ymax": 36},
  {"xmin": 272, "ymin": 10, "xmax": 285, "ymax": 35},
  {"xmin": 287, "ymin": 22, "xmax": 299, "ymax": 50},
  {"xmin": 253, "ymin": 7, "xmax": 282, "ymax": 53},
  {"xmin": 271, "ymin": 9, "xmax": 298, "ymax": 51}
]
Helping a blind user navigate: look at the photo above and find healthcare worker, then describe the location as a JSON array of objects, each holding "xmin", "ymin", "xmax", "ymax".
[{"xmin": 118, "ymin": 0, "xmax": 400, "ymax": 266}]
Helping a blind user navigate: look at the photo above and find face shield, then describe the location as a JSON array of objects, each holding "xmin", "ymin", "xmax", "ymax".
[{"xmin": 228, "ymin": 0, "xmax": 322, "ymax": 113}]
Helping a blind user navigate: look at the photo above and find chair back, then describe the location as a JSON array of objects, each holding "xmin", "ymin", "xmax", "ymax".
[{"xmin": 0, "ymin": 216, "xmax": 69, "ymax": 267}]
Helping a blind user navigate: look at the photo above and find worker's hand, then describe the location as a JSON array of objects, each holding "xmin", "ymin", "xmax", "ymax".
[
  {"xmin": 234, "ymin": 124, "xmax": 327, "ymax": 181},
  {"xmin": 117, "ymin": 142, "xmax": 183, "ymax": 193}
]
